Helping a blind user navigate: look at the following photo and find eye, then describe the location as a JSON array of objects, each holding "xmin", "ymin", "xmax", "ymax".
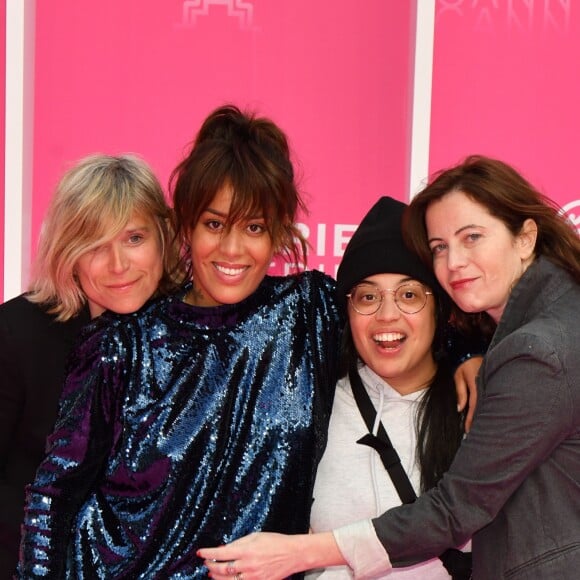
[
  {"xmin": 430, "ymin": 242, "xmax": 447, "ymax": 255},
  {"xmin": 354, "ymin": 286, "xmax": 380, "ymax": 303},
  {"xmin": 402, "ymin": 288, "xmax": 419, "ymax": 300},
  {"xmin": 361, "ymin": 292, "xmax": 378, "ymax": 303},
  {"xmin": 466, "ymin": 232, "xmax": 482, "ymax": 243},
  {"xmin": 205, "ymin": 219, "xmax": 223, "ymax": 232},
  {"xmin": 399, "ymin": 285, "xmax": 424, "ymax": 302},
  {"xmin": 246, "ymin": 222, "xmax": 267, "ymax": 235},
  {"xmin": 128, "ymin": 233, "xmax": 144, "ymax": 244}
]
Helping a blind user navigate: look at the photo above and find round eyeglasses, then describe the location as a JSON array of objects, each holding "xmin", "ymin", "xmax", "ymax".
[{"xmin": 347, "ymin": 282, "xmax": 433, "ymax": 315}]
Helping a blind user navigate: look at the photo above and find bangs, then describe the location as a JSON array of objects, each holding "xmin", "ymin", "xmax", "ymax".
[
  {"xmin": 170, "ymin": 105, "xmax": 306, "ymax": 265},
  {"xmin": 226, "ymin": 180, "xmax": 277, "ymax": 231},
  {"xmin": 74, "ymin": 201, "xmax": 134, "ymax": 255}
]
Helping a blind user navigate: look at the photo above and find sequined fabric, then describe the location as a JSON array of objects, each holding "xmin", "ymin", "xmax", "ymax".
[{"xmin": 19, "ymin": 271, "xmax": 341, "ymax": 578}]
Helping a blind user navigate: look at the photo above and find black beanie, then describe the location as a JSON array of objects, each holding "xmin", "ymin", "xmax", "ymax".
[{"xmin": 336, "ymin": 196, "xmax": 442, "ymax": 308}]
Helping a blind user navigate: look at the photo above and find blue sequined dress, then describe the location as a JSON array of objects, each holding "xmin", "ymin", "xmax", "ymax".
[{"xmin": 19, "ymin": 271, "xmax": 340, "ymax": 578}]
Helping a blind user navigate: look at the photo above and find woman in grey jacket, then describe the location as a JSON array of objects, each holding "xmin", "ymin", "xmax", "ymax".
[{"xmin": 199, "ymin": 155, "xmax": 580, "ymax": 580}]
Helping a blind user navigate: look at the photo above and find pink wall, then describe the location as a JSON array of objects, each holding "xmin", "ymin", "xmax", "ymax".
[
  {"xmin": 430, "ymin": 0, "xmax": 580, "ymax": 233},
  {"xmin": 5, "ymin": 1, "xmax": 580, "ymax": 302},
  {"xmin": 0, "ymin": 2, "xmax": 5, "ymax": 295},
  {"xmin": 31, "ymin": 0, "xmax": 415, "ymax": 280}
]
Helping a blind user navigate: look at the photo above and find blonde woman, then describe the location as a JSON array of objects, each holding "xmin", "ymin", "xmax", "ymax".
[{"xmin": 0, "ymin": 154, "xmax": 181, "ymax": 577}]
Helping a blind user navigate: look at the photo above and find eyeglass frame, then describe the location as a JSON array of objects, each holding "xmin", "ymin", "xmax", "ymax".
[{"xmin": 346, "ymin": 281, "xmax": 433, "ymax": 316}]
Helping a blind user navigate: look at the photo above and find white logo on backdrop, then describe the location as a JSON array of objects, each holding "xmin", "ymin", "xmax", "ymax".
[
  {"xmin": 561, "ymin": 200, "xmax": 580, "ymax": 235},
  {"xmin": 180, "ymin": 0, "xmax": 254, "ymax": 29},
  {"xmin": 437, "ymin": 0, "xmax": 571, "ymax": 33}
]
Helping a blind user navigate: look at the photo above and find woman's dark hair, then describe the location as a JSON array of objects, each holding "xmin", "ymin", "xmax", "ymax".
[
  {"xmin": 415, "ymin": 358, "xmax": 464, "ymax": 491},
  {"xmin": 404, "ymin": 154, "xmax": 580, "ymax": 337},
  {"xmin": 340, "ymin": 290, "xmax": 464, "ymax": 492},
  {"xmin": 169, "ymin": 104, "xmax": 308, "ymax": 278}
]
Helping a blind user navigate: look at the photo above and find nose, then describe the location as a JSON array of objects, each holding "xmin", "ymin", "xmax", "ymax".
[
  {"xmin": 109, "ymin": 244, "xmax": 130, "ymax": 273},
  {"xmin": 446, "ymin": 244, "xmax": 467, "ymax": 271},
  {"xmin": 375, "ymin": 291, "xmax": 401, "ymax": 321},
  {"xmin": 218, "ymin": 227, "xmax": 243, "ymax": 256}
]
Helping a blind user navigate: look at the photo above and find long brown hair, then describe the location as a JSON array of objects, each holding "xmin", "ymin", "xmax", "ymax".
[{"xmin": 404, "ymin": 155, "xmax": 580, "ymax": 336}]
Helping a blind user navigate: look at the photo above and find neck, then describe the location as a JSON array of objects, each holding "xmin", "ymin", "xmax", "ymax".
[
  {"xmin": 183, "ymin": 286, "xmax": 204, "ymax": 306},
  {"xmin": 380, "ymin": 358, "xmax": 437, "ymax": 396}
]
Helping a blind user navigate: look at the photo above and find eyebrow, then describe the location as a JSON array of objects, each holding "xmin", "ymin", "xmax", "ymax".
[
  {"xmin": 125, "ymin": 218, "xmax": 152, "ymax": 230},
  {"xmin": 428, "ymin": 224, "xmax": 481, "ymax": 243},
  {"xmin": 124, "ymin": 224, "xmax": 152, "ymax": 233},
  {"xmin": 203, "ymin": 207, "xmax": 264, "ymax": 220},
  {"xmin": 203, "ymin": 207, "xmax": 227, "ymax": 218},
  {"xmin": 359, "ymin": 275, "xmax": 414, "ymax": 285}
]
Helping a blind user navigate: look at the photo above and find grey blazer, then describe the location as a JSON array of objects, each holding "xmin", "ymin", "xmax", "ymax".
[{"xmin": 373, "ymin": 257, "xmax": 580, "ymax": 579}]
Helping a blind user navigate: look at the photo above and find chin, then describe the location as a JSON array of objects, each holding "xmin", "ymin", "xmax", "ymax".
[{"xmin": 461, "ymin": 304, "xmax": 484, "ymax": 315}]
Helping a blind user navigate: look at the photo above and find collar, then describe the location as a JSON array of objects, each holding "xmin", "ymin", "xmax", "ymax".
[{"xmin": 491, "ymin": 256, "xmax": 574, "ymax": 348}]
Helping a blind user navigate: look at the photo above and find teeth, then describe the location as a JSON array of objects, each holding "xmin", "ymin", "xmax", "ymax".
[
  {"xmin": 215, "ymin": 264, "xmax": 246, "ymax": 276},
  {"xmin": 373, "ymin": 332, "xmax": 405, "ymax": 343}
]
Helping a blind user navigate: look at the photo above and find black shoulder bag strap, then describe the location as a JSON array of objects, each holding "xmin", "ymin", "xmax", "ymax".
[
  {"xmin": 349, "ymin": 365, "xmax": 417, "ymax": 503},
  {"xmin": 349, "ymin": 364, "xmax": 472, "ymax": 580}
]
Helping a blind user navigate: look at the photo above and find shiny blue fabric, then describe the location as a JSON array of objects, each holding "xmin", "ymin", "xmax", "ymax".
[{"xmin": 19, "ymin": 271, "xmax": 340, "ymax": 578}]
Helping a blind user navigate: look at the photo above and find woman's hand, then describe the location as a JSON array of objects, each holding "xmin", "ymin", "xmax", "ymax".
[
  {"xmin": 198, "ymin": 531, "xmax": 343, "ymax": 580},
  {"xmin": 454, "ymin": 355, "xmax": 483, "ymax": 432}
]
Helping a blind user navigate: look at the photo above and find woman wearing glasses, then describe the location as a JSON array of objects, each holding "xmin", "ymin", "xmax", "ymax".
[
  {"xmin": 202, "ymin": 156, "xmax": 580, "ymax": 579},
  {"xmin": 306, "ymin": 196, "xmax": 472, "ymax": 579},
  {"xmin": 202, "ymin": 196, "xmax": 475, "ymax": 579}
]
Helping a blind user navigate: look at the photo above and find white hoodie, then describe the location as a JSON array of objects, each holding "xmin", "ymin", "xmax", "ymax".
[{"xmin": 307, "ymin": 365, "xmax": 465, "ymax": 579}]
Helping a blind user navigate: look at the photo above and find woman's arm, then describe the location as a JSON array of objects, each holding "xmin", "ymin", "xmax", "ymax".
[
  {"xmin": 199, "ymin": 513, "xmax": 391, "ymax": 579},
  {"xmin": 371, "ymin": 332, "xmax": 572, "ymax": 564},
  {"xmin": 199, "ymin": 531, "xmax": 345, "ymax": 580},
  {"xmin": 18, "ymin": 323, "xmax": 122, "ymax": 577}
]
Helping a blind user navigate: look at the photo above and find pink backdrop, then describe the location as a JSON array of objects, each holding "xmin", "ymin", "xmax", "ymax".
[
  {"xmin": 430, "ymin": 0, "xmax": 580, "ymax": 234},
  {"xmin": 3, "ymin": 1, "xmax": 580, "ymax": 302},
  {"xmin": 31, "ymin": 0, "xmax": 414, "ymax": 281}
]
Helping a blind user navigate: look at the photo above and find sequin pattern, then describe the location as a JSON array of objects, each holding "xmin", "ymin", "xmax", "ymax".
[{"xmin": 18, "ymin": 271, "xmax": 341, "ymax": 578}]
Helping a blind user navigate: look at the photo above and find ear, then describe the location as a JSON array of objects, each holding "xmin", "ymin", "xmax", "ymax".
[{"xmin": 517, "ymin": 218, "xmax": 538, "ymax": 261}]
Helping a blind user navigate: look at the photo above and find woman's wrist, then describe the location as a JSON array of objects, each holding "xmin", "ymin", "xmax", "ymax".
[
  {"xmin": 296, "ymin": 531, "xmax": 345, "ymax": 571},
  {"xmin": 333, "ymin": 520, "xmax": 392, "ymax": 578}
]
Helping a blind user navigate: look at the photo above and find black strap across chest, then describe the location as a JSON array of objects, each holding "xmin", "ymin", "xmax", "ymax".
[
  {"xmin": 349, "ymin": 364, "xmax": 472, "ymax": 580},
  {"xmin": 349, "ymin": 365, "xmax": 417, "ymax": 504}
]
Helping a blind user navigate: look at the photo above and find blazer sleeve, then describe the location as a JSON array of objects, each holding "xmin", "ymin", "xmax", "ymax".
[
  {"xmin": 18, "ymin": 322, "xmax": 126, "ymax": 578},
  {"xmin": 369, "ymin": 330, "xmax": 575, "ymax": 566}
]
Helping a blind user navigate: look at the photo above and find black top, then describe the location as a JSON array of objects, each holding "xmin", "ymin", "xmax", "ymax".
[{"xmin": 0, "ymin": 294, "xmax": 90, "ymax": 578}]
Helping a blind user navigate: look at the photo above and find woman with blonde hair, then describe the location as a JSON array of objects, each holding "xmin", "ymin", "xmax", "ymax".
[{"xmin": 0, "ymin": 153, "xmax": 181, "ymax": 577}]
